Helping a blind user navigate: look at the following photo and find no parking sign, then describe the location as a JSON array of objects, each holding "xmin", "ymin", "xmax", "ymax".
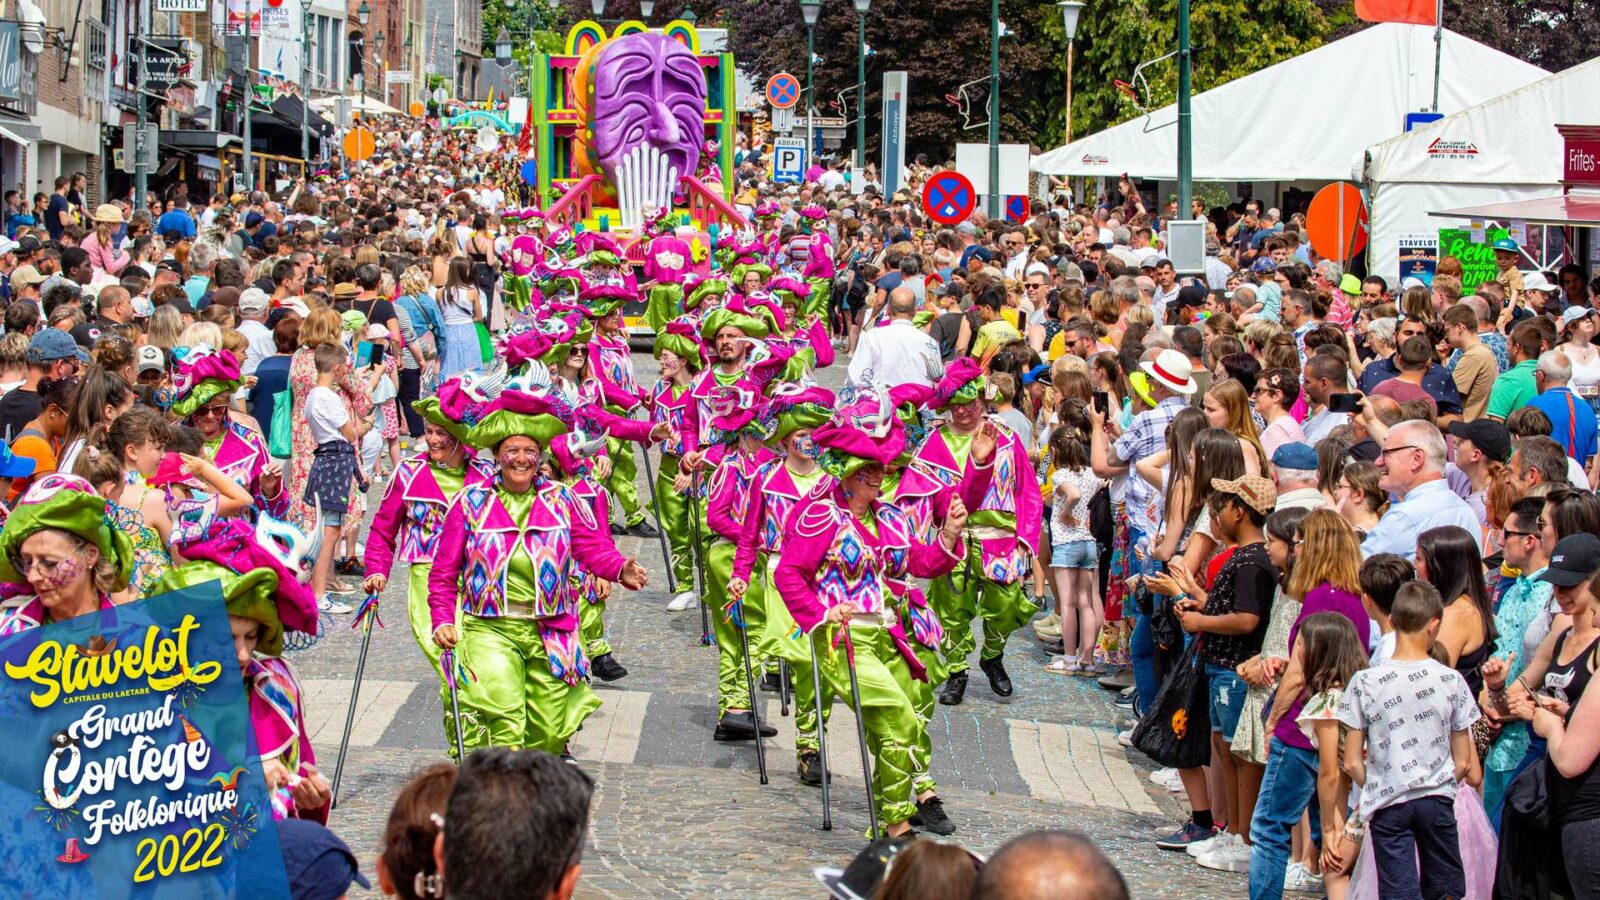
[{"xmin": 922, "ymin": 172, "xmax": 977, "ymax": 225}]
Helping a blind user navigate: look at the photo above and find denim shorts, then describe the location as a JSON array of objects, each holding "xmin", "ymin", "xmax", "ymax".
[
  {"xmin": 1050, "ymin": 539, "xmax": 1097, "ymax": 569},
  {"xmin": 1207, "ymin": 664, "xmax": 1248, "ymax": 740}
]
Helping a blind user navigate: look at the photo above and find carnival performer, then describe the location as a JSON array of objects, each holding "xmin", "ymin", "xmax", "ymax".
[
  {"xmin": 793, "ymin": 205, "xmax": 835, "ymax": 321},
  {"xmin": 772, "ymin": 388, "xmax": 976, "ymax": 838},
  {"xmin": 649, "ymin": 318, "xmax": 704, "ymax": 613},
  {"xmin": 167, "ymin": 344, "xmax": 286, "ymax": 517},
  {"xmin": 639, "ymin": 206, "xmax": 694, "ymax": 333},
  {"xmin": 702, "ymin": 384, "xmax": 780, "ymax": 741},
  {"xmin": 683, "ymin": 308, "xmax": 771, "ymax": 455},
  {"xmin": 727, "ymin": 385, "xmax": 833, "ymax": 775},
  {"xmin": 153, "ymin": 517, "xmax": 325, "ymax": 821},
  {"xmin": 682, "ymin": 271, "xmax": 730, "ymax": 318},
  {"xmin": 546, "ymin": 425, "xmax": 630, "ymax": 683},
  {"xmin": 767, "ymin": 276, "xmax": 835, "ymax": 382},
  {"xmin": 753, "ymin": 202, "xmax": 784, "ymax": 269},
  {"xmin": 0, "ymin": 473, "xmax": 135, "ymax": 637},
  {"xmin": 427, "ymin": 385, "xmax": 648, "ymax": 756},
  {"xmin": 361, "ymin": 384, "xmax": 495, "ymax": 753},
  {"xmin": 898, "ymin": 358, "xmax": 1041, "ymax": 706},
  {"xmin": 585, "ymin": 282, "xmax": 659, "ymax": 538}
]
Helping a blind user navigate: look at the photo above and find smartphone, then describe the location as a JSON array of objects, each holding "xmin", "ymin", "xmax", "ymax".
[
  {"xmin": 1328, "ymin": 392, "xmax": 1361, "ymax": 414},
  {"xmin": 369, "ymin": 343, "xmax": 387, "ymax": 367},
  {"xmin": 1093, "ymin": 391, "xmax": 1111, "ymax": 415},
  {"xmin": 355, "ymin": 341, "xmax": 374, "ymax": 368}
]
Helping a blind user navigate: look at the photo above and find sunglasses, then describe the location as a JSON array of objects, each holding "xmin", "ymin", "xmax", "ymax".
[{"xmin": 193, "ymin": 404, "xmax": 230, "ymax": 419}]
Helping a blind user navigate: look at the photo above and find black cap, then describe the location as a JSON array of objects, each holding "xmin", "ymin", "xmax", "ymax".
[
  {"xmin": 1447, "ymin": 419, "xmax": 1512, "ymax": 464},
  {"xmin": 814, "ymin": 837, "xmax": 913, "ymax": 900},
  {"xmin": 1541, "ymin": 534, "xmax": 1600, "ymax": 587}
]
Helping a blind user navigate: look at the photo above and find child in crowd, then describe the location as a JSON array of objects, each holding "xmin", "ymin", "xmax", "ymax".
[
  {"xmin": 1358, "ymin": 554, "xmax": 1415, "ymax": 666},
  {"xmin": 1044, "ymin": 407, "xmax": 1103, "ymax": 676},
  {"xmin": 1338, "ymin": 581, "xmax": 1479, "ymax": 900},
  {"xmin": 1293, "ymin": 612, "xmax": 1369, "ymax": 900},
  {"xmin": 304, "ymin": 342, "xmax": 367, "ymax": 612}
]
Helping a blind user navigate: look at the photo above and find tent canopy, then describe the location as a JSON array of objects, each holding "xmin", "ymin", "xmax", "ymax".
[
  {"xmin": 1360, "ymin": 56, "xmax": 1600, "ymax": 279},
  {"xmin": 308, "ymin": 94, "xmax": 402, "ymax": 117},
  {"xmin": 1030, "ymin": 24, "xmax": 1547, "ymax": 182}
]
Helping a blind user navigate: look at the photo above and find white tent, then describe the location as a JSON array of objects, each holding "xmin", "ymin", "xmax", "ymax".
[
  {"xmin": 1029, "ymin": 24, "xmax": 1546, "ymax": 183},
  {"xmin": 1360, "ymin": 56, "xmax": 1600, "ymax": 280}
]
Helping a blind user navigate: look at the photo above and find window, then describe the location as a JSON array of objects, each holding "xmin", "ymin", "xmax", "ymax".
[{"xmin": 84, "ymin": 19, "xmax": 108, "ymax": 100}]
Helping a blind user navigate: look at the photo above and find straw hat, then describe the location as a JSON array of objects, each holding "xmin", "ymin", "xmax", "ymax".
[{"xmin": 93, "ymin": 203, "xmax": 124, "ymax": 225}]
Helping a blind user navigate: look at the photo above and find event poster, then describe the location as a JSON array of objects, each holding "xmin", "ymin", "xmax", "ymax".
[
  {"xmin": 1396, "ymin": 232, "xmax": 1439, "ymax": 287},
  {"xmin": 1438, "ymin": 226, "xmax": 1510, "ymax": 293},
  {"xmin": 0, "ymin": 583, "xmax": 289, "ymax": 897}
]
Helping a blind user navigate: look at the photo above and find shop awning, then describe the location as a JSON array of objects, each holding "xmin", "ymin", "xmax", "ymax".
[
  {"xmin": 262, "ymin": 95, "xmax": 332, "ymax": 134},
  {"xmin": 0, "ymin": 120, "xmax": 40, "ymax": 145},
  {"xmin": 1430, "ymin": 193, "xmax": 1600, "ymax": 227}
]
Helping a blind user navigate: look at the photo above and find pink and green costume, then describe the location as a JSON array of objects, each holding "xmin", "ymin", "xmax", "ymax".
[
  {"xmin": 772, "ymin": 391, "xmax": 975, "ymax": 827},
  {"xmin": 426, "ymin": 390, "xmax": 632, "ymax": 755},
  {"xmin": 648, "ymin": 319, "xmax": 705, "ymax": 590},
  {"xmin": 897, "ymin": 360, "xmax": 1042, "ymax": 678}
]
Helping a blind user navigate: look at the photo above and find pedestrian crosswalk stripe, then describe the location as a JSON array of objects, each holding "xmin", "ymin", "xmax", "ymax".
[
  {"xmin": 574, "ymin": 689, "xmax": 652, "ymax": 763},
  {"xmin": 302, "ymin": 679, "xmax": 419, "ymax": 749},
  {"xmin": 1006, "ymin": 719, "xmax": 1160, "ymax": 815},
  {"xmin": 764, "ymin": 697, "xmax": 866, "ymax": 784}
]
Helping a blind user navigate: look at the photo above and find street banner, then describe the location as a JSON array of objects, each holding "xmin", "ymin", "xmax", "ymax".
[
  {"xmin": 1355, "ymin": 0, "xmax": 1437, "ymax": 25},
  {"xmin": 0, "ymin": 583, "xmax": 289, "ymax": 896},
  {"xmin": 881, "ymin": 71, "xmax": 907, "ymax": 195},
  {"xmin": 1439, "ymin": 226, "xmax": 1509, "ymax": 293},
  {"xmin": 1397, "ymin": 232, "xmax": 1438, "ymax": 287}
]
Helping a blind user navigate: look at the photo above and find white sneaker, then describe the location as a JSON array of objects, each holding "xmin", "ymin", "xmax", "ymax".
[
  {"xmin": 1194, "ymin": 833, "xmax": 1251, "ymax": 872},
  {"xmin": 666, "ymin": 591, "xmax": 697, "ymax": 612},
  {"xmin": 1117, "ymin": 728, "xmax": 1134, "ymax": 747},
  {"xmin": 1284, "ymin": 862, "xmax": 1325, "ymax": 893},
  {"xmin": 1185, "ymin": 828, "xmax": 1228, "ymax": 858},
  {"xmin": 1155, "ymin": 770, "xmax": 1186, "ymax": 793},
  {"xmin": 319, "ymin": 595, "xmax": 353, "ymax": 615}
]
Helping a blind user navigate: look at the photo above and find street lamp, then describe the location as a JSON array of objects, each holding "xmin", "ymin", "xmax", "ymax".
[
  {"xmin": 590, "ymin": 0, "xmax": 605, "ymax": 17},
  {"xmin": 799, "ymin": 0, "xmax": 820, "ymax": 171},
  {"xmin": 356, "ymin": 0, "xmax": 369, "ymax": 26},
  {"xmin": 639, "ymin": 0, "xmax": 655, "ymax": 18},
  {"xmin": 853, "ymin": 0, "xmax": 869, "ymax": 173},
  {"xmin": 681, "ymin": 4, "xmax": 696, "ymax": 24},
  {"xmin": 495, "ymin": 26, "xmax": 512, "ymax": 64},
  {"xmin": 374, "ymin": 31, "xmax": 386, "ymax": 103},
  {"xmin": 1057, "ymin": 1, "xmax": 1083, "ymax": 143},
  {"xmin": 301, "ymin": 0, "xmax": 314, "ymax": 164},
  {"xmin": 987, "ymin": 0, "xmax": 999, "ymax": 216}
]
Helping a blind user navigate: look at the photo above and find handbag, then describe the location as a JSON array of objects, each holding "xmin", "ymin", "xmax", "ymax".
[
  {"xmin": 267, "ymin": 389, "xmax": 293, "ymax": 460},
  {"xmin": 1130, "ymin": 639, "xmax": 1212, "ymax": 769},
  {"xmin": 1088, "ymin": 484, "xmax": 1113, "ymax": 547}
]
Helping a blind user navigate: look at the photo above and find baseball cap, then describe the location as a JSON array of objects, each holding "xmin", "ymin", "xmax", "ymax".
[
  {"xmin": 1540, "ymin": 534, "xmax": 1600, "ymax": 587},
  {"xmin": 1446, "ymin": 419, "xmax": 1511, "ymax": 464},
  {"xmin": 1251, "ymin": 257, "xmax": 1277, "ymax": 275},
  {"xmin": 1523, "ymin": 271, "xmax": 1557, "ymax": 294},
  {"xmin": 0, "ymin": 442, "xmax": 36, "ymax": 479},
  {"xmin": 15, "ymin": 235, "xmax": 40, "ymax": 254},
  {"xmin": 1270, "ymin": 442, "xmax": 1318, "ymax": 471},
  {"xmin": 27, "ymin": 329, "xmax": 89, "ymax": 364},
  {"xmin": 244, "ymin": 212, "xmax": 265, "ymax": 228},
  {"xmin": 1492, "ymin": 237, "xmax": 1519, "ymax": 253},
  {"xmin": 275, "ymin": 818, "xmax": 371, "ymax": 900},
  {"xmin": 136, "ymin": 345, "xmax": 165, "ymax": 375},
  {"xmin": 10, "ymin": 265, "xmax": 45, "ymax": 289},
  {"xmin": 1022, "ymin": 363, "xmax": 1052, "ymax": 385},
  {"xmin": 1562, "ymin": 305, "xmax": 1598, "ymax": 333},
  {"xmin": 1210, "ymin": 474, "xmax": 1278, "ymax": 516},
  {"xmin": 0, "ymin": 236, "xmax": 18, "ymax": 255},
  {"xmin": 238, "ymin": 287, "xmax": 271, "ymax": 314},
  {"xmin": 814, "ymin": 837, "xmax": 914, "ymax": 900},
  {"xmin": 278, "ymin": 296, "xmax": 312, "ymax": 318}
]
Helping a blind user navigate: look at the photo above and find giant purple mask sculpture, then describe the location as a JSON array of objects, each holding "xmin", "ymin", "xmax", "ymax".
[{"xmin": 574, "ymin": 31, "xmax": 707, "ymax": 200}]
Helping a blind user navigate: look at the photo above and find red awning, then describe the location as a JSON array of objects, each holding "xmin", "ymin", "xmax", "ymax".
[{"xmin": 1430, "ymin": 193, "xmax": 1600, "ymax": 227}]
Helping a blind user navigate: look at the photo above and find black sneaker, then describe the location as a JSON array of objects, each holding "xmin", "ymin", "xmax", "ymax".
[
  {"xmin": 979, "ymin": 655, "xmax": 1014, "ymax": 697},
  {"xmin": 912, "ymin": 797, "xmax": 956, "ymax": 835},
  {"xmin": 713, "ymin": 710, "xmax": 777, "ymax": 741},
  {"xmin": 759, "ymin": 670, "xmax": 782, "ymax": 692},
  {"xmin": 590, "ymin": 653, "xmax": 628, "ymax": 682},
  {"xmin": 938, "ymin": 670, "xmax": 968, "ymax": 706},
  {"xmin": 797, "ymin": 751, "xmax": 829, "ymax": 786},
  {"xmin": 628, "ymin": 520, "xmax": 660, "ymax": 538},
  {"xmin": 609, "ymin": 522, "xmax": 629, "ymax": 536},
  {"xmin": 1043, "ymin": 639, "xmax": 1066, "ymax": 655},
  {"xmin": 1113, "ymin": 692, "xmax": 1134, "ymax": 710},
  {"xmin": 334, "ymin": 556, "xmax": 362, "ymax": 577}
]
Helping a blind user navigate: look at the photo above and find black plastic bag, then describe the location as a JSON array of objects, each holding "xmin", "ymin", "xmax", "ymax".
[{"xmin": 1131, "ymin": 640, "xmax": 1212, "ymax": 769}]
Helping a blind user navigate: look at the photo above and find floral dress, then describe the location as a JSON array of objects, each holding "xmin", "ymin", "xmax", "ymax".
[
  {"xmin": 376, "ymin": 355, "xmax": 400, "ymax": 441},
  {"xmin": 108, "ymin": 477, "xmax": 170, "ymax": 599},
  {"xmin": 1232, "ymin": 587, "xmax": 1302, "ymax": 765},
  {"xmin": 284, "ymin": 348, "xmax": 371, "ymax": 540}
]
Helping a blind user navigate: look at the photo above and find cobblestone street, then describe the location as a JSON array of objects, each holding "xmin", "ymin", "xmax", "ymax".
[{"xmin": 294, "ymin": 353, "xmax": 1248, "ymax": 898}]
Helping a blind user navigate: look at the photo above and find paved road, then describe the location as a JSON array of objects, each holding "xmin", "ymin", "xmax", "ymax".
[{"xmin": 293, "ymin": 350, "xmax": 1249, "ymax": 898}]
